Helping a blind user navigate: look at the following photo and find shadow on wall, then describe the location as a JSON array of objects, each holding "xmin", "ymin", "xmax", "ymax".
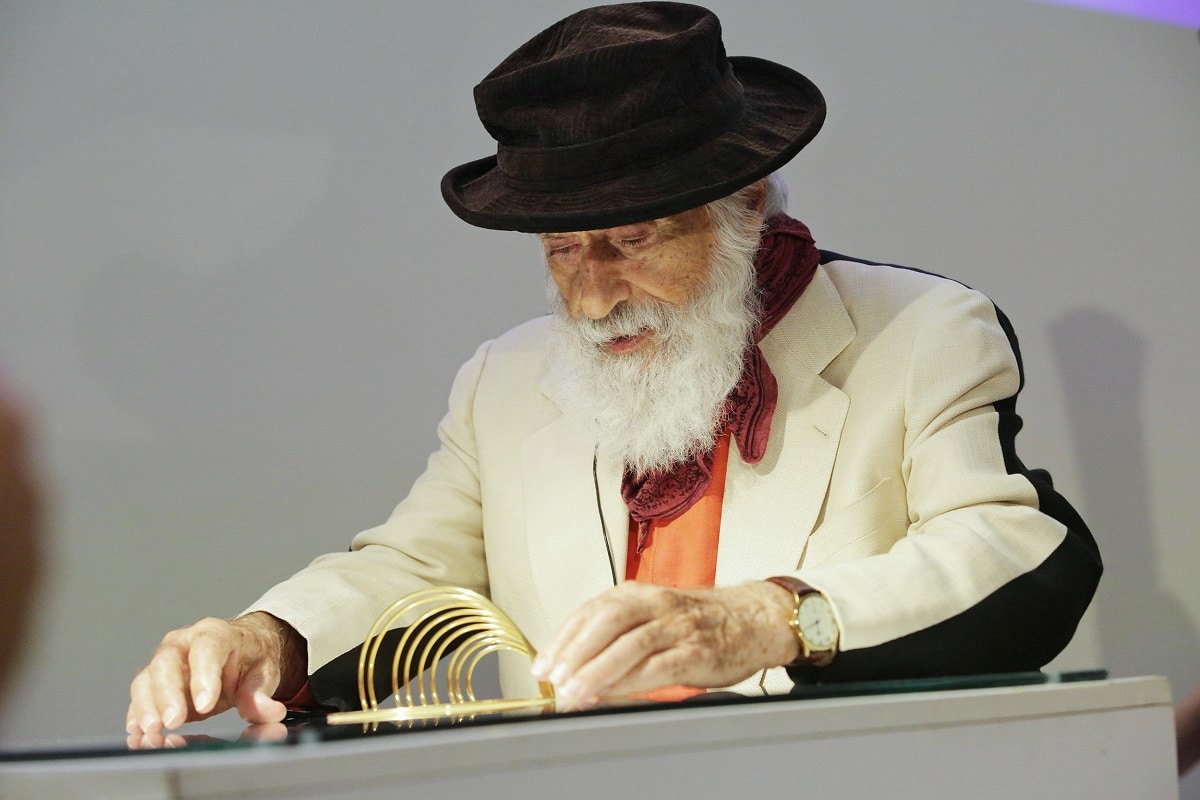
[{"xmin": 1047, "ymin": 308, "xmax": 1199, "ymax": 692}]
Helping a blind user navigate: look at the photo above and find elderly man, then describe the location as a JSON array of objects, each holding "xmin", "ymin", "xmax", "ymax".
[{"xmin": 127, "ymin": 2, "xmax": 1100, "ymax": 736}]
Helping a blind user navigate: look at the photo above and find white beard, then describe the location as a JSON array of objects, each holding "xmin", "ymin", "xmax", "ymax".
[{"xmin": 547, "ymin": 217, "xmax": 762, "ymax": 477}]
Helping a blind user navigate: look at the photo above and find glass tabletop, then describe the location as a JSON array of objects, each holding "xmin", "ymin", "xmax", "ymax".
[{"xmin": 0, "ymin": 669, "xmax": 1108, "ymax": 762}]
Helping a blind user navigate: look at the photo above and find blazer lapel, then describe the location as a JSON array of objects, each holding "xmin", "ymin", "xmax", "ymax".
[
  {"xmin": 716, "ymin": 266, "xmax": 854, "ymax": 585},
  {"xmin": 522, "ymin": 371, "xmax": 627, "ymax": 639}
]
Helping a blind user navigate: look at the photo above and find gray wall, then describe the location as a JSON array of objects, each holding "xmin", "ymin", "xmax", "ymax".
[{"xmin": 1, "ymin": 0, "xmax": 1197, "ymax": 780}]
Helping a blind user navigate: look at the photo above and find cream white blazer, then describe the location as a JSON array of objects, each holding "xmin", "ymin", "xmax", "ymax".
[{"xmin": 252, "ymin": 257, "xmax": 1100, "ymax": 703}]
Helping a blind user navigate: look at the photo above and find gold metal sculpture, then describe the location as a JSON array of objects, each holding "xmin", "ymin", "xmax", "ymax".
[{"xmin": 326, "ymin": 587, "xmax": 555, "ymax": 725}]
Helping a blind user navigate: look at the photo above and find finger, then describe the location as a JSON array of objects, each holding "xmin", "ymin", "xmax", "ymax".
[
  {"xmin": 143, "ymin": 644, "xmax": 194, "ymax": 732},
  {"xmin": 531, "ymin": 606, "xmax": 592, "ymax": 680},
  {"xmin": 558, "ymin": 616, "xmax": 678, "ymax": 707},
  {"xmin": 537, "ymin": 610, "xmax": 612, "ymax": 688},
  {"xmin": 231, "ymin": 657, "xmax": 286, "ymax": 725},
  {"xmin": 127, "ymin": 670, "xmax": 163, "ymax": 735},
  {"xmin": 185, "ymin": 620, "xmax": 239, "ymax": 715},
  {"xmin": 547, "ymin": 588, "xmax": 663, "ymax": 688},
  {"xmin": 234, "ymin": 685, "xmax": 286, "ymax": 725},
  {"xmin": 133, "ymin": 726, "xmax": 166, "ymax": 750},
  {"xmin": 597, "ymin": 644, "xmax": 700, "ymax": 698}
]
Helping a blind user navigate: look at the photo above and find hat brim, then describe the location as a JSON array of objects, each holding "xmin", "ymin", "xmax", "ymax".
[{"xmin": 440, "ymin": 56, "xmax": 825, "ymax": 233}]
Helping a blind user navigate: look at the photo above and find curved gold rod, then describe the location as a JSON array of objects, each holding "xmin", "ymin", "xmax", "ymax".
[
  {"xmin": 338, "ymin": 586, "xmax": 554, "ymax": 725},
  {"xmin": 406, "ymin": 613, "xmax": 495, "ymax": 705},
  {"xmin": 327, "ymin": 696, "xmax": 556, "ymax": 725},
  {"xmin": 398, "ymin": 607, "xmax": 478, "ymax": 706},
  {"xmin": 357, "ymin": 587, "xmax": 507, "ymax": 710}
]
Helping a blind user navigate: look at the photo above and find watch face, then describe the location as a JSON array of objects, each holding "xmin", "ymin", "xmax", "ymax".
[{"xmin": 797, "ymin": 594, "xmax": 838, "ymax": 649}]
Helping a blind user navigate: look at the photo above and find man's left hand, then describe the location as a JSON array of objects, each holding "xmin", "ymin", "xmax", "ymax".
[{"xmin": 531, "ymin": 581, "xmax": 799, "ymax": 710}]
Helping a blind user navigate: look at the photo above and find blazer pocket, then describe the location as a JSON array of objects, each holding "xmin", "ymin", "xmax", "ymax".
[{"xmin": 800, "ymin": 477, "xmax": 906, "ymax": 569}]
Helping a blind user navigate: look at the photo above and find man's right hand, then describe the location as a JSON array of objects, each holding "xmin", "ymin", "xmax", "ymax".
[{"xmin": 126, "ymin": 612, "xmax": 307, "ymax": 742}]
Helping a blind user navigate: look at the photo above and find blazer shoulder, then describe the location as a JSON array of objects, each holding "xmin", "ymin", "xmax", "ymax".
[
  {"xmin": 818, "ymin": 251, "xmax": 1003, "ymax": 325},
  {"xmin": 820, "ymin": 250, "xmax": 979, "ymax": 296},
  {"xmin": 487, "ymin": 314, "xmax": 555, "ymax": 355},
  {"xmin": 468, "ymin": 315, "xmax": 557, "ymax": 417}
]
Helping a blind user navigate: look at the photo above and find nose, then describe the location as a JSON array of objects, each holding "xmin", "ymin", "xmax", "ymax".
[{"xmin": 575, "ymin": 244, "xmax": 631, "ymax": 320}]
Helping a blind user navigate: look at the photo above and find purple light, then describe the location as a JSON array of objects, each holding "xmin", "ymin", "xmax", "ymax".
[{"xmin": 1031, "ymin": 0, "xmax": 1200, "ymax": 27}]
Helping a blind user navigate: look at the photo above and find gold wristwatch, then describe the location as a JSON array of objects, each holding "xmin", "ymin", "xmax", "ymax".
[{"xmin": 765, "ymin": 576, "xmax": 839, "ymax": 667}]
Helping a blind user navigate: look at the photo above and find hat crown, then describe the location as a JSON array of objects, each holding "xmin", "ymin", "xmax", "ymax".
[{"xmin": 474, "ymin": 3, "xmax": 736, "ymax": 159}]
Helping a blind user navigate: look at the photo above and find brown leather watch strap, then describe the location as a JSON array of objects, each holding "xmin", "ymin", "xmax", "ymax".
[{"xmin": 764, "ymin": 575, "xmax": 817, "ymax": 598}]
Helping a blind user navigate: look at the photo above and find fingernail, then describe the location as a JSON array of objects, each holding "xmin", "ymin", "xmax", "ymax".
[
  {"xmin": 125, "ymin": 720, "xmax": 138, "ymax": 735},
  {"xmin": 194, "ymin": 690, "xmax": 211, "ymax": 711},
  {"xmin": 163, "ymin": 706, "xmax": 180, "ymax": 728},
  {"xmin": 530, "ymin": 655, "xmax": 548, "ymax": 678},
  {"xmin": 549, "ymin": 664, "xmax": 570, "ymax": 685},
  {"xmin": 560, "ymin": 678, "xmax": 583, "ymax": 699}
]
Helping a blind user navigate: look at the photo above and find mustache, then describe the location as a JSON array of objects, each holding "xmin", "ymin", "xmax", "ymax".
[{"xmin": 572, "ymin": 299, "xmax": 678, "ymax": 346}]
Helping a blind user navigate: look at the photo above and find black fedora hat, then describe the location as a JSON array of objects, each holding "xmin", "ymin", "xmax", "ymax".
[{"xmin": 441, "ymin": 2, "xmax": 825, "ymax": 233}]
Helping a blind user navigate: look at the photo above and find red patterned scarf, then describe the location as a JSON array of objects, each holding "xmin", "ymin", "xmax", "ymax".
[{"xmin": 621, "ymin": 213, "xmax": 820, "ymax": 548}]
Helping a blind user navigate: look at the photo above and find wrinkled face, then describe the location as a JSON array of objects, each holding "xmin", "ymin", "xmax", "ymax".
[
  {"xmin": 539, "ymin": 206, "xmax": 717, "ymax": 356},
  {"xmin": 541, "ymin": 191, "xmax": 766, "ymax": 476}
]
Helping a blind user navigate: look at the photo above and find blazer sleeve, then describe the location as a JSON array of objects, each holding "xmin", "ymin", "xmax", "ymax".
[
  {"xmin": 245, "ymin": 339, "xmax": 494, "ymax": 682},
  {"xmin": 791, "ymin": 284, "xmax": 1101, "ymax": 681}
]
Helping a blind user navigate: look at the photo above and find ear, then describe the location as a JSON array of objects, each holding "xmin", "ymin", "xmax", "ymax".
[{"xmin": 745, "ymin": 178, "xmax": 769, "ymax": 213}]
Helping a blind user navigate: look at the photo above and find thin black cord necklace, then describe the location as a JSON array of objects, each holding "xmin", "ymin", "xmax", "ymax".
[{"xmin": 593, "ymin": 447, "xmax": 619, "ymax": 586}]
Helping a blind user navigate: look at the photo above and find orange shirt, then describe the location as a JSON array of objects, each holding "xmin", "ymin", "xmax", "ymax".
[{"xmin": 624, "ymin": 432, "xmax": 731, "ymax": 702}]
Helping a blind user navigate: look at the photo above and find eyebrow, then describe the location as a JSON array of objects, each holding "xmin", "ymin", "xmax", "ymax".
[{"xmin": 538, "ymin": 219, "xmax": 664, "ymax": 242}]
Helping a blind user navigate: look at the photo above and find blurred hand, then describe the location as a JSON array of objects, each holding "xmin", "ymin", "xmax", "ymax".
[
  {"xmin": 126, "ymin": 612, "xmax": 307, "ymax": 736},
  {"xmin": 0, "ymin": 385, "xmax": 43, "ymax": 701},
  {"xmin": 530, "ymin": 581, "xmax": 798, "ymax": 710},
  {"xmin": 1178, "ymin": 683, "xmax": 1200, "ymax": 776}
]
